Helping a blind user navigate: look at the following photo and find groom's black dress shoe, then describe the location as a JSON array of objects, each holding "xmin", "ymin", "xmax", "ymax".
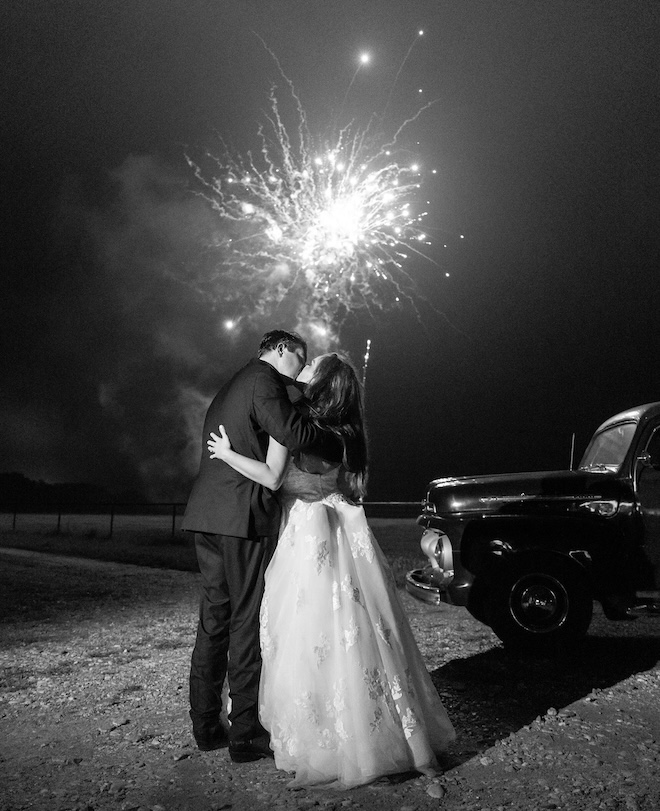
[
  {"xmin": 194, "ymin": 725, "xmax": 229, "ymax": 752},
  {"xmin": 229, "ymin": 737, "xmax": 274, "ymax": 763}
]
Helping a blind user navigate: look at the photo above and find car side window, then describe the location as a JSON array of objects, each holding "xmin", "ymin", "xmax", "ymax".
[{"xmin": 645, "ymin": 427, "xmax": 660, "ymax": 465}]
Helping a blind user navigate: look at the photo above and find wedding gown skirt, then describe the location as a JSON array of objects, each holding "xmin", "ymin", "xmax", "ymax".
[{"xmin": 258, "ymin": 479, "xmax": 455, "ymax": 788}]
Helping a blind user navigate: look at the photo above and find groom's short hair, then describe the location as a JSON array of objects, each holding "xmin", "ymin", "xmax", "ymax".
[{"xmin": 258, "ymin": 329, "xmax": 307, "ymax": 361}]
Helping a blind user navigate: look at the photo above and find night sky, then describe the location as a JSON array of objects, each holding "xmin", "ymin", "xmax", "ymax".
[{"xmin": 3, "ymin": 1, "xmax": 659, "ymax": 502}]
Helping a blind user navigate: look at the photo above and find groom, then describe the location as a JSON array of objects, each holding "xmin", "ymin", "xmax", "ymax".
[{"xmin": 182, "ymin": 329, "xmax": 321, "ymax": 762}]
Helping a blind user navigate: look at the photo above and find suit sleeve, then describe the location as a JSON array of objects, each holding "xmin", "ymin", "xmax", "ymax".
[{"xmin": 252, "ymin": 368, "xmax": 321, "ymax": 452}]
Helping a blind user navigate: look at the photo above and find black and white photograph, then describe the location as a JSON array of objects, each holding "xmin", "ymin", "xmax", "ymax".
[{"xmin": 2, "ymin": 2, "xmax": 660, "ymax": 809}]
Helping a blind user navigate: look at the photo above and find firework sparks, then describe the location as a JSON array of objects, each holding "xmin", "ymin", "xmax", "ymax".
[
  {"xmin": 186, "ymin": 34, "xmax": 439, "ymax": 346},
  {"xmin": 361, "ymin": 338, "xmax": 372, "ymax": 387}
]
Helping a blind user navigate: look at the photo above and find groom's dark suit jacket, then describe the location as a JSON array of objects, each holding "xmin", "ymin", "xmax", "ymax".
[{"xmin": 182, "ymin": 357, "xmax": 321, "ymax": 539}]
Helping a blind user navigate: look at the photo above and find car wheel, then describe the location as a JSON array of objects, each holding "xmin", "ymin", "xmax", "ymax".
[{"xmin": 485, "ymin": 554, "xmax": 592, "ymax": 650}]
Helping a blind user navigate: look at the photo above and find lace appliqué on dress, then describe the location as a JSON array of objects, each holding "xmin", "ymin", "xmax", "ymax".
[
  {"xmin": 340, "ymin": 574, "xmax": 362, "ymax": 605},
  {"xmin": 350, "ymin": 528, "xmax": 375, "ymax": 562},
  {"xmin": 314, "ymin": 633, "xmax": 330, "ymax": 667},
  {"xmin": 362, "ymin": 667, "xmax": 401, "ymax": 734},
  {"xmin": 376, "ymin": 614, "xmax": 393, "ymax": 647},
  {"xmin": 341, "ymin": 616, "xmax": 359, "ymax": 650},
  {"xmin": 295, "ymin": 691, "xmax": 321, "ymax": 728},
  {"xmin": 323, "ymin": 491, "xmax": 346, "ymax": 507},
  {"xmin": 405, "ymin": 667, "xmax": 417, "ymax": 701},
  {"xmin": 363, "ymin": 667, "xmax": 386, "ymax": 702},
  {"xmin": 303, "ymin": 534, "xmax": 330, "ymax": 574},
  {"xmin": 260, "ymin": 597, "xmax": 274, "ymax": 660},
  {"xmin": 400, "ymin": 706, "xmax": 419, "ymax": 739}
]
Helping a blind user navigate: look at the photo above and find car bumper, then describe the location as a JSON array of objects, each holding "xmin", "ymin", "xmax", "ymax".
[
  {"xmin": 405, "ymin": 564, "xmax": 453, "ymax": 606},
  {"xmin": 405, "ymin": 526, "xmax": 458, "ymax": 605},
  {"xmin": 405, "ymin": 567, "xmax": 474, "ymax": 606}
]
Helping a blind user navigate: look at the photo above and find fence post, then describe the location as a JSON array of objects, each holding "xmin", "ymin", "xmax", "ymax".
[
  {"xmin": 109, "ymin": 503, "xmax": 115, "ymax": 539},
  {"xmin": 56, "ymin": 506, "xmax": 62, "ymax": 535},
  {"xmin": 171, "ymin": 503, "xmax": 177, "ymax": 537}
]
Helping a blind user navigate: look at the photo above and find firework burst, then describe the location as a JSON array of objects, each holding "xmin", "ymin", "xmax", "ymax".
[{"xmin": 187, "ymin": 34, "xmax": 439, "ymax": 346}]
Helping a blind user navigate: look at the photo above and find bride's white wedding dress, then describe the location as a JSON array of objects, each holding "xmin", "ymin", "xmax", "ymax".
[{"xmin": 258, "ymin": 460, "xmax": 455, "ymax": 788}]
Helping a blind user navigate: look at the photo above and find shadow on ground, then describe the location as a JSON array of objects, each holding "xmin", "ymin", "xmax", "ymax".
[{"xmin": 431, "ymin": 629, "xmax": 660, "ymax": 766}]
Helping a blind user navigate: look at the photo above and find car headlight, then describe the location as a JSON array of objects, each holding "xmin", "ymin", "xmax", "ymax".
[{"xmin": 420, "ymin": 528, "xmax": 454, "ymax": 577}]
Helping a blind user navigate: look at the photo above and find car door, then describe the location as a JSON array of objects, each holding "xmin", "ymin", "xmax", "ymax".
[{"xmin": 636, "ymin": 425, "xmax": 660, "ymax": 588}]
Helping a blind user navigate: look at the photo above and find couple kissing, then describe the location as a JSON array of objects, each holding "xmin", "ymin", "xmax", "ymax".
[{"xmin": 182, "ymin": 329, "xmax": 454, "ymax": 788}]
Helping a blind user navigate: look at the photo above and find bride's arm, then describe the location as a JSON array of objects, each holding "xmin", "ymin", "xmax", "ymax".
[{"xmin": 207, "ymin": 425, "xmax": 289, "ymax": 490}]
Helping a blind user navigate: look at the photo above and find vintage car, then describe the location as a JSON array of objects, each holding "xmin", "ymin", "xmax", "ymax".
[{"xmin": 406, "ymin": 402, "xmax": 660, "ymax": 649}]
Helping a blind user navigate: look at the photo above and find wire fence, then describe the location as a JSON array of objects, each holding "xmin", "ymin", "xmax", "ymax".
[{"xmin": 0, "ymin": 501, "xmax": 421, "ymax": 538}]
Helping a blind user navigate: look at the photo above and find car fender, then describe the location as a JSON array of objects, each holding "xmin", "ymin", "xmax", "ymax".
[{"xmin": 489, "ymin": 546, "xmax": 592, "ymax": 587}]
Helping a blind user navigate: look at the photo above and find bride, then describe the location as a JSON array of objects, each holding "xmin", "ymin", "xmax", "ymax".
[{"xmin": 208, "ymin": 352, "xmax": 455, "ymax": 788}]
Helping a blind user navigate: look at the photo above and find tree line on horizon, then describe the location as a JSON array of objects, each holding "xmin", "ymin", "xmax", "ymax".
[{"xmin": 0, "ymin": 472, "xmax": 147, "ymax": 510}]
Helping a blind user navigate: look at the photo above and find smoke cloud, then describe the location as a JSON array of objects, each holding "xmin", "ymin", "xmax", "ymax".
[{"xmin": 4, "ymin": 154, "xmax": 274, "ymax": 501}]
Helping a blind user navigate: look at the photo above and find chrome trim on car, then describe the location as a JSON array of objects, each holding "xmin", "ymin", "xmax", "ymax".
[
  {"xmin": 405, "ymin": 567, "xmax": 451, "ymax": 606},
  {"xmin": 479, "ymin": 494, "xmax": 602, "ymax": 503},
  {"xmin": 569, "ymin": 549, "xmax": 591, "ymax": 566},
  {"xmin": 577, "ymin": 499, "xmax": 619, "ymax": 517},
  {"xmin": 420, "ymin": 498, "xmax": 436, "ymax": 514},
  {"xmin": 489, "ymin": 538, "xmax": 513, "ymax": 556},
  {"xmin": 419, "ymin": 528, "xmax": 454, "ymax": 576}
]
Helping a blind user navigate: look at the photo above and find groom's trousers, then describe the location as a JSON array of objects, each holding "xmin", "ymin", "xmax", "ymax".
[{"xmin": 189, "ymin": 532, "xmax": 277, "ymax": 742}]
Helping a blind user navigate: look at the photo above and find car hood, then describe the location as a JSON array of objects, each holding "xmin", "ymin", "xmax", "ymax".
[{"xmin": 424, "ymin": 469, "xmax": 631, "ymax": 518}]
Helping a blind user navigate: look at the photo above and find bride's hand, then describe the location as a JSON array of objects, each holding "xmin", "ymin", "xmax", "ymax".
[{"xmin": 208, "ymin": 424, "xmax": 232, "ymax": 460}]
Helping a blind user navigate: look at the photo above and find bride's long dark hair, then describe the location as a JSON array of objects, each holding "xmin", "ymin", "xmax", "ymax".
[{"xmin": 303, "ymin": 353, "xmax": 368, "ymax": 498}]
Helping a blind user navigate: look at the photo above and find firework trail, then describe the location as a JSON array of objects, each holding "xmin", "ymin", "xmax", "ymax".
[
  {"xmin": 186, "ymin": 33, "xmax": 441, "ymax": 348},
  {"xmin": 337, "ymin": 51, "xmax": 370, "ymax": 127},
  {"xmin": 361, "ymin": 337, "xmax": 372, "ymax": 387},
  {"xmin": 382, "ymin": 29, "xmax": 425, "ymax": 123}
]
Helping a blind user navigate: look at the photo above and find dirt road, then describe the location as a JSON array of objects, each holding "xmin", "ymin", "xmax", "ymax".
[{"xmin": 2, "ymin": 547, "xmax": 660, "ymax": 811}]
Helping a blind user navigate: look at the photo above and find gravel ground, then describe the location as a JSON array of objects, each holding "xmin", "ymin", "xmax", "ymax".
[{"xmin": 2, "ymin": 546, "xmax": 660, "ymax": 811}]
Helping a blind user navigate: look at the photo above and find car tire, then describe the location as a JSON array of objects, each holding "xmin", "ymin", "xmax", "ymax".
[{"xmin": 485, "ymin": 554, "xmax": 593, "ymax": 650}]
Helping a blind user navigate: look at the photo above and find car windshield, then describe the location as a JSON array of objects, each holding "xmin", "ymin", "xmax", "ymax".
[{"xmin": 579, "ymin": 421, "xmax": 637, "ymax": 473}]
